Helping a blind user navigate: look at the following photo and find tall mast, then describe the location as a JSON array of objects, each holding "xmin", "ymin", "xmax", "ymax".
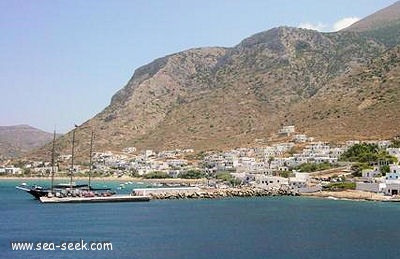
[
  {"xmin": 51, "ymin": 130, "xmax": 56, "ymax": 193},
  {"xmin": 89, "ymin": 130, "xmax": 94, "ymax": 188},
  {"xmin": 70, "ymin": 126, "xmax": 77, "ymax": 188}
]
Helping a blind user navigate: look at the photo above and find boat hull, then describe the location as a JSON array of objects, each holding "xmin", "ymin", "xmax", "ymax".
[
  {"xmin": 16, "ymin": 186, "xmax": 49, "ymax": 199},
  {"xmin": 39, "ymin": 195, "xmax": 151, "ymax": 203},
  {"xmin": 16, "ymin": 184, "xmax": 111, "ymax": 199}
]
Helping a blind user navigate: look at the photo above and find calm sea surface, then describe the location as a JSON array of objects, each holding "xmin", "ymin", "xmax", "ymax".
[{"xmin": 1, "ymin": 179, "xmax": 400, "ymax": 259}]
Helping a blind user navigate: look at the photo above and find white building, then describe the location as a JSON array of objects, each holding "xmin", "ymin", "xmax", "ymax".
[
  {"xmin": 231, "ymin": 172, "xmax": 256, "ymax": 184},
  {"xmin": 4, "ymin": 166, "xmax": 22, "ymax": 175},
  {"xmin": 383, "ymin": 165, "xmax": 400, "ymax": 195},
  {"xmin": 33, "ymin": 166, "xmax": 58, "ymax": 174},
  {"xmin": 385, "ymin": 165, "xmax": 400, "ymax": 181},
  {"xmin": 279, "ymin": 125, "xmax": 295, "ymax": 136},
  {"xmin": 122, "ymin": 147, "xmax": 136, "ymax": 153},
  {"xmin": 362, "ymin": 168, "xmax": 381, "ymax": 179},
  {"xmin": 356, "ymin": 182, "xmax": 386, "ymax": 193},
  {"xmin": 293, "ymin": 134, "xmax": 308, "ymax": 143},
  {"xmin": 143, "ymin": 150, "xmax": 155, "ymax": 158},
  {"xmin": 167, "ymin": 159, "xmax": 188, "ymax": 168},
  {"xmin": 254, "ymin": 175, "xmax": 289, "ymax": 189},
  {"xmin": 385, "ymin": 183, "xmax": 400, "ymax": 196},
  {"xmin": 387, "ymin": 148, "xmax": 400, "ymax": 162},
  {"xmin": 357, "ymin": 165, "xmax": 400, "ymax": 195},
  {"xmin": 346, "ymin": 140, "xmax": 360, "ymax": 147},
  {"xmin": 289, "ymin": 172, "xmax": 321, "ymax": 193}
]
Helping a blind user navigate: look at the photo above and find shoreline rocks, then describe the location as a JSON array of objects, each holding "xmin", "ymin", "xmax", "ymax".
[{"xmin": 148, "ymin": 186, "xmax": 299, "ymax": 200}]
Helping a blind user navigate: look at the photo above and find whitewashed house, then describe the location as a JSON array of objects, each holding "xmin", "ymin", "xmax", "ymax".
[
  {"xmin": 231, "ymin": 172, "xmax": 256, "ymax": 184},
  {"xmin": 143, "ymin": 150, "xmax": 155, "ymax": 158},
  {"xmin": 383, "ymin": 165, "xmax": 400, "ymax": 195},
  {"xmin": 385, "ymin": 183, "xmax": 400, "ymax": 195},
  {"xmin": 274, "ymin": 143, "xmax": 295, "ymax": 154},
  {"xmin": 4, "ymin": 166, "xmax": 21, "ymax": 175},
  {"xmin": 356, "ymin": 166, "xmax": 400, "ymax": 194},
  {"xmin": 122, "ymin": 147, "xmax": 136, "ymax": 153},
  {"xmin": 279, "ymin": 125, "xmax": 295, "ymax": 136},
  {"xmin": 236, "ymin": 161, "xmax": 271, "ymax": 174},
  {"xmin": 387, "ymin": 148, "xmax": 400, "ymax": 161},
  {"xmin": 289, "ymin": 173, "xmax": 308, "ymax": 189},
  {"xmin": 293, "ymin": 154, "xmax": 309, "ymax": 165},
  {"xmin": 345, "ymin": 140, "xmax": 360, "ymax": 147},
  {"xmin": 167, "ymin": 159, "xmax": 188, "ymax": 168},
  {"xmin": 362, "ymin": 168, "xmax": 381, "ymax": 179},
  {"xmin": 254, "ymin": 175, "xmax": 289, "ymax": 189},
  {"xmin": 33, "ymin": 166, "xmax": 58, "ymax": 174},
  {"xmin": 269, "ymin": 158, "xmax": 286, "ymax": 170},
  {"xmin": 289, "ymin": 172, "xmax": 321, "ymax": 193},
  {"xmin": 264, "ymin": 146, "xmax": 279, "ymax": 157},
  {"xmin": 385, "ymin": 165, "xmax": 400, "ymax": 181},
  {"xmin": 293, "ymin": 134, "xmax": 308, "ymax": 143},
  {"xmin": 377, "ymin": 140, "xmax": 392, "ymax": 149},
  {"xmin": 153, "ymin": 160, "xmax": 169, "ymax": 171},
  {"xmin": 329, "ymin": 147, "xmax": 346, "ymax": 159},
  {"xmin": 356, "ymin": 182, "xmax": 386, "ymax": 193}
]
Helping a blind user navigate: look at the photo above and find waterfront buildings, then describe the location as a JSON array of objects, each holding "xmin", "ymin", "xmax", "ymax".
[
  {"xmin": 356, "ymin": 165, "xmax": 400, "ymax": 195},
  {"xmin": 3, "ymin": 130, "xmax": 400, "ymax": 197}
]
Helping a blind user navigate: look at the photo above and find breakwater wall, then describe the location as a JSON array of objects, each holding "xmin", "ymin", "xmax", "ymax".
[{"xmin": 145, "ymin": 187, "xmax": 299, "ymax": 200}]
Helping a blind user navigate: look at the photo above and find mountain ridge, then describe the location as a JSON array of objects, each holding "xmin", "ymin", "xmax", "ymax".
[
  {"xmin": 28, "ymin": 2, "xmax": 400, "ymax": 159},
  {"xmin": 0, "ymin": 125, "xmax": 57, "ymax": 159},
  {"xmin": 344, "ymin": 1, "xmax": 400, "ymax": 32}
]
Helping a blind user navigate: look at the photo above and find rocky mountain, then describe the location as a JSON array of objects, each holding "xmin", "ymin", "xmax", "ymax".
[
  {"xmin": 0, "ymin": 125, "xmax": 56, "ymax": 159},
  {"xmin": 344, "ymin": 1, "xmax": 400, "ymax": 48},
  {"xmin": 38, "ymin": 1, "xmax": 400, "ymax": 157},
  {"xmin": 345, "ymin": 1, "xmax": 400, "ymax": 32}
]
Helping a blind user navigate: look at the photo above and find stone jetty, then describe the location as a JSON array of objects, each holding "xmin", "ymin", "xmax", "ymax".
[{"xmin": 148, "ymin": 186, "xmax": 299, "ymax": 200}]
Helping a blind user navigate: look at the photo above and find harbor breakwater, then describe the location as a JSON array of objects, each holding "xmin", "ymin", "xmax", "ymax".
[{"xmin": 145, "ymin": 187, "xmax": 299, "ymax": 200}]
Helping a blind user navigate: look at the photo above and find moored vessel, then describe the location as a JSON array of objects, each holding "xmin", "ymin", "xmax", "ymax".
[{"xmin": 16, "ymin": 127, "xmax": 111, "ymax": 199}]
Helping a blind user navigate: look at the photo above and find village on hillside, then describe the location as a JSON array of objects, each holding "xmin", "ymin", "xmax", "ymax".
[{"xmin": 2, "ymin": 125, "xmax": 400, "ymax": 198}]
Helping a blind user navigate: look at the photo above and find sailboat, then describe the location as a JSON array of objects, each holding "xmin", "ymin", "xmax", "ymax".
[{"xmin": 16, "ymin": 127, "xmax": 111, "ymax": 199}]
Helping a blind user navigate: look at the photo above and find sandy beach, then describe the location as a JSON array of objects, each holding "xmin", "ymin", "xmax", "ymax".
[{"xmin": 300, "ymin": 190, "xmax": 390, "ymax": 201}]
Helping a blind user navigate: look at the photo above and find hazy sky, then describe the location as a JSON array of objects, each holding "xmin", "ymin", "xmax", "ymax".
[{"xmin": 0, "ymin": 0, "xmax": 396, "ymax": 133}]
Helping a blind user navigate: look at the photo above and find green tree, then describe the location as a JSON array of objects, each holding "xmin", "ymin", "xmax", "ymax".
[
  {"xmin": 350, "ymin": 163, "xmax": 372, "ymax": 177},
  {"xmin": 129, "ymin": 169, "xmax": 140, "ymax": 177},
  {"xmin": 324, "ymin": 182, "xmax": 356, "ymax": 191},
  {"xmin": 143, "ymin": 171, "xmax": 171, "ymax": 179},
  {"xmin": 341, "ymin": 143, "xmax": 397, "ymax": 165},
  {"xmin": 279, "ymin": 171, "xmax": 294, "ymax": 178},
  {"xmin": 179, "ymin": 170, "xmax": 205, "ymax": 179},
  {"xmin": 340, "ymin": 143, "xmax": 379, "ymax": 163},
  {"xmin": 380, "ymin": 165, "xmax": 390, "ymax": 176},
  {"xmin": 215, "ymin": 172, "xmax": 242, "ymax": 186},
  {"xmin": 23, "ymin": 168, "xmax": 32, "ymax": 176},
  {"xmin": 296, "ymin": 162, "xmax": 333, "ymax": 172},
  {"xmin": 389, "ymin": 138, "xmax": 400, "ymax": 148},
  {"xmin": 216, "ymin": 172, "xmax": 233, "ymax": 181}
]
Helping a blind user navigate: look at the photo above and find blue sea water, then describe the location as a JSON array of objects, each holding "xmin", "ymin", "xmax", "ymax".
[{"xmin": 1, "ymin": 179, "xmax": 400, "ymax": 259}]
